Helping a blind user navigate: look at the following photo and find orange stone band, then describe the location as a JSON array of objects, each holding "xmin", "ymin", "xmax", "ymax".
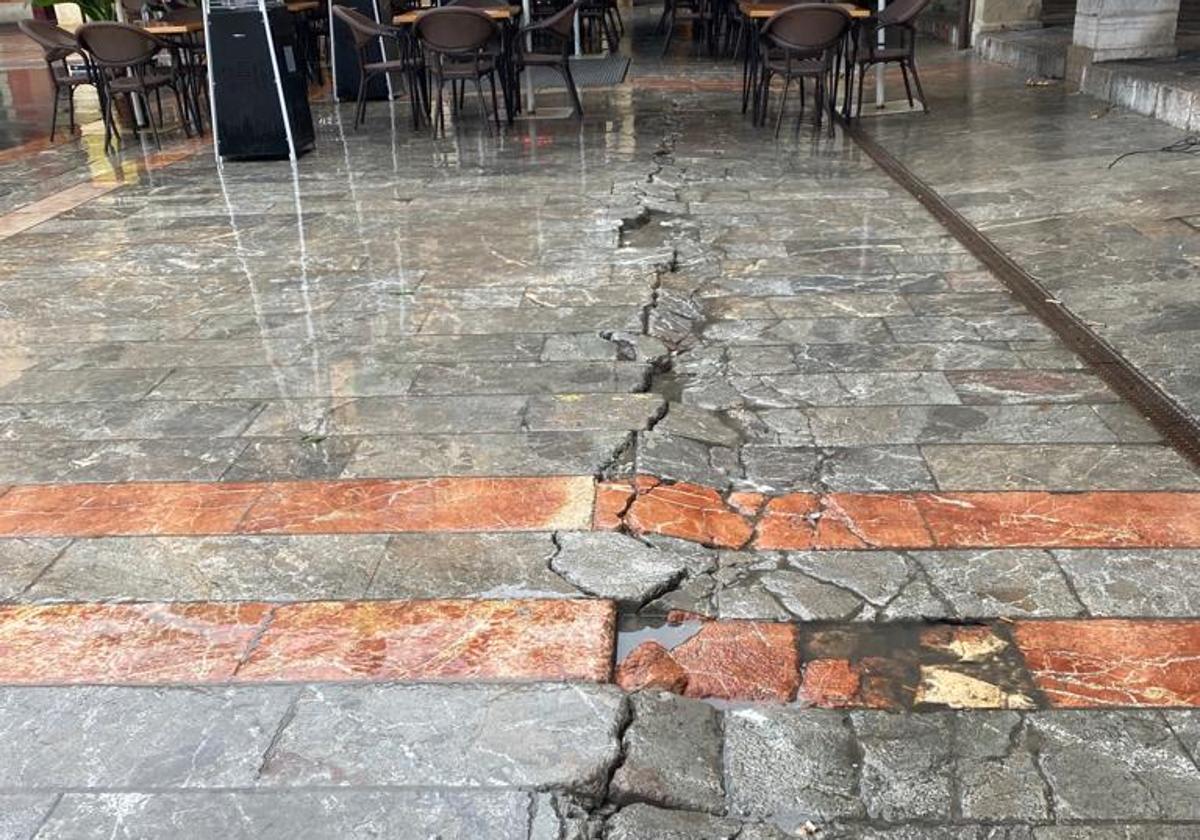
[
  {"xmin": 0, "ymin": 476, "xmax": 1195, "ymax": 548},
  {"xmin": 0, "ymin": 599, "xmax": 615, "ymax": 686}
]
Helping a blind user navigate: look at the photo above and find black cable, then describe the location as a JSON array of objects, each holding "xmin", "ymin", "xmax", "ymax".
[{"xmin": 1108, "ymin": 134, "xmax": 1200, "ymax": 169}]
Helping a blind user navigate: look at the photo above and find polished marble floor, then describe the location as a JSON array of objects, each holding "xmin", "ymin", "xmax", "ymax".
[{"xmin": 0, "ymin": 10, "xmax": 1199, "ymax": 838}]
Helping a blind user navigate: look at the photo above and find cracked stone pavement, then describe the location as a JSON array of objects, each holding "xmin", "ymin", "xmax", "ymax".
[{"xmin": 1, "ymin": 9, "xmax": 1200, "ymax": 839}]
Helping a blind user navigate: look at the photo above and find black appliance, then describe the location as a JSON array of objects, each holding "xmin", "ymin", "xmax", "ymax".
[{"xmin": 208, "ymin": 5, "xmax": 316, "ymax": 160}]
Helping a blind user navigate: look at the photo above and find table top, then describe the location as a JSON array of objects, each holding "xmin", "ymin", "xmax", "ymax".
[
  {"xmin": 740, "ymin": 1, "xmax": 871, "ymax": 17},
  {"xmin": 394, "ymin": 4, "xmax": 521, "ymax": 23},
  {"xmin": 142, "ymin": 19, "xmax": 204, "ymax": 35},
  {"xmin": 287, "ymin": 1, "xmax": 321, "ymax": 10}
]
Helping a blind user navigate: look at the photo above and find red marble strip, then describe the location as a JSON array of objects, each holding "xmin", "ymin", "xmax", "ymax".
[
  {"xmin": 0, "ymin": 603, "xmax": 271, "ymax": 684},
  {"xmin": 237, "ymin": 599, "xmax": 615, "ymax": 683},
  {"xmin": 0, "ymin": 599, "xmax": 614, "ymax": 686},
  {"xmin": 0, "ymin": 482, "xmax": 262, "ymax": 537},
  {"xmin": 1013, "ymin": 619, "xmax": 1200, "ymax": 708},
  {"xmin": 0, "ymin": 477, "xmax": 594, "ymax": 537}
]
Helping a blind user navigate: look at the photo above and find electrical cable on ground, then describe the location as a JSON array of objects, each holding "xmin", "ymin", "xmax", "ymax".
[{"xmin": 1108, "ymin": 135, "xmax": 1200, "ymax": 168}]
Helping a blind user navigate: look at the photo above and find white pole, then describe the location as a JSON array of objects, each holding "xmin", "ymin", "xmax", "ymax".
[
  {"xmin": 259, "ymin": 0, "xmax": 298, "ymax": 160},
  {"xmin": 523, "ymin": 0, "xmax": 535, "ymax": 112},
  {"xmin": 875, "ymin": 0, "xmax": 884, "ymax": 108},
  {"xmin": 201, "ymin": 0, "xmax": 220, "ymax": 161}
]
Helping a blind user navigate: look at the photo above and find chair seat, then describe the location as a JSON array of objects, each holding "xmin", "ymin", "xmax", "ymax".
[
  {"xmin": 435, "ymin": 55, "xmax": 497, "ymax": 77},
  {"xmin": 106, "ymin": 69, "xmax": 174, "ymax": 92},
  {"xmin": 364, "ymin": 58, "xmax": 419, "ymax": 73},
  {"xmin": 522, "ymin": 51, "xmax": 565, "ymax": 65},
  {"xmin": 861, "ymin": 46, "xmax": 908, "ymax": 62},
  {"xmin": 765, "ymin": 56, "xmax": 826, "ymax": 75}
]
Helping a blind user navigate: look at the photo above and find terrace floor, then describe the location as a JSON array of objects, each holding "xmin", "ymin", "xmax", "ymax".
[{"xmin": 0, "ymin": 11, "xmax": 1199, "ymax": 839}]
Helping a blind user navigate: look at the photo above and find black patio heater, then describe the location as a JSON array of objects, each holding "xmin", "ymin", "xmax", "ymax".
[{"xmin": 206, "ymin": 0, "xmax": 316, "ymax": 160}]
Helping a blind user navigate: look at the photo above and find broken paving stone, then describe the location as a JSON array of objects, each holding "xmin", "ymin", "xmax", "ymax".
[
  {"xmin": 671, "ymin": 621, "xmax": 801, "ymax": 702},
  {"xmin": 604, "ymin": 804, "xmax": 742, "ymax": 840},
  {"xmin": 851, "ymin": 712, "xmax": 954, "ymax": 821},
  {"xmin": 551, "ymin": 532, "xmax": 692, "ymax": 607},
  {"xmin": 798, "ymin": 659, "xmax": 862, "ymax": 708},
  {"xmin": 955, "ymin": 712, "xmax": 1050, "ymax": 822},
  {"xmin": 614, "ymin": 621, "xmax": 799, "ymax": 702},
  {"xmin": 616, "ymin": 642, "xmax": 690, "ymax": 694},
  {"xmin": 724, "ymin": 707, "xmax": 864, "ymax": 827},
  {"xmin": 654, "ymin": 404, "xmax": 744, "ymax": 447},
  {"xmin": 610, "ymin": 691, "xmax": 725, "ymax": 814}
]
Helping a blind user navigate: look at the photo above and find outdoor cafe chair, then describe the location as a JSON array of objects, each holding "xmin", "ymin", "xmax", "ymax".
[
  {"xmin": 855, "ymin": 0, "xmax": 931, "ymax": 115},
  {"xmin": 514, "ymin": 0, "xmax": 583, "ymax": 117},
  {"xmin": 332, "ymin": 5, "xmax": 427, "ymax": 129},
  {"xmin": 76, "ymin": 21, "xmax": 193, "ymax": 152},
  {"xmin": 415, "ymin": 7, "xmax": 503, "ymax": 136},
  {"xmin": 17, "ymin": 20, "xmax": 94, "ymax": 141},
  {"xmin": 755, "ymin": 3, "xmax": 850, "ymax": 136}
]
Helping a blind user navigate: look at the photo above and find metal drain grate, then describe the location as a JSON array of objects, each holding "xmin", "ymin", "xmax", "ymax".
[{"xmin": 529, "ymin": 56, "xmax": 631, "ymax": 91}]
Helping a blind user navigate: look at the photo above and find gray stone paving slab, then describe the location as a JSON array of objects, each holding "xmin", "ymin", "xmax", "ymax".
[
  {"xmin": 913, "ymin": 549, "xmax": 1085, "ymax": 618},
  {"xmin": 0, "ymin": 793, "xmax": 55, "ymax": 840},
  {"xmin": 221, "ymin": 438, "xmax": 360, "ymax": 482},
  {"xmin": 148, "ymin": 365, "xmax": 421, "ymax": 400},
  {"xmin": 922, "ymin": 443, "xmax": 1200, "ymax": 490},
  {"xmin": 0, "ymin": 539, "xmax": 69, "ymax": 601},
  {"xmin": 368, "ymin": 532, "xmax": 579, "ymax": 599},
  {"xmin": 851, "ymin": 712, "xmax": 954, "ymax": 821},
  {"xmin": 955, "ymin": 713, "xmax": 1050, "ymax": 822},
  {"xmin": 35, "ymin": 791, "xmax": 532, "ymax": 840},
  {"xmin": 724, "ymin": 708, "xmax": 865, "ymax": 828},
  {"xmin": 1030, "ymin": 711, "xmax": 1200, "ymax": 821},
  {"xmin": 244, "ymin": 395, "xmax": 527, "ymax": 437},
  {"xmin": 524, "ymin": 393, "xmax": 667, "ymax": 432},
  {"xmin": 802, "ymin": 405, "xmax": 1120, "ymax": 446},
  {"xmin": 0, "ymin": 400, "xmax": 266, "ymax": 442},
  {"xmin": 260, "ymin": 683, "xmax": 626, "ymax": 798},
  {"xmin": 1054, "ymin": 549, "xmax": 1200, "ymax": 617},
  {"xmin": 610, "ymin": 691, "xmax": 725, "ymax": 813},
  {"xmin": 23, "ymin": 536, "xmax": 386, "ymax": 602},
  {"xmin": 341, "ymin": 431, "xmax": 629, "ymax": 478},
  {"xmin": 0, "ymin": 686, "xmax": 295, "ymax": 788},
  {"xmin": 604, "ymin": 804, "xmax": 741, "ymax": 840},
  {"xmin": 408, "ymin": 361, "xmax": 649, "ymax": 395}
]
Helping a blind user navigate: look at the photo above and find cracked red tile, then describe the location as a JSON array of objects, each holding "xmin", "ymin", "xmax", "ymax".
[
  {"xmin": 670, "ymin": 621, "xmax": 800, "ymax": 702},
  {"xmin": 756, "ymin": 493, "xmax": 932, "ymax": 550},
  {"xmin": 615, "ymin": 640, "xmax": 689, "ymax": 693},
  {"xmin": 236, "ymin": 599, "xmax": 615, "ymax": 684},
  {"xmin": 1013, "ymin": 619, "xmax": 1200, "ymax": 707},
  {"xmin": 621, "ymin": 481, "xmax": 754, "ymax": 549},
  {"xmin": 593, "ymin": 480, "xmax": 639, "ymax": 531},
  {"xmin": 798, "ymin": 658, "xmax": 862, "ymax": 708}
]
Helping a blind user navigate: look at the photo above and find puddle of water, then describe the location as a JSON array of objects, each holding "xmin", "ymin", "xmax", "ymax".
[{"xmin": 615, "ymin": 616, "xmax": 705, "ymax": 660}]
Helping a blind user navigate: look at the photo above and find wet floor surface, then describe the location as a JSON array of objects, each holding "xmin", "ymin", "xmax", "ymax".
[{"xmin": 1, "ymin": 10, "xmax": 1200, "ymax": 839}]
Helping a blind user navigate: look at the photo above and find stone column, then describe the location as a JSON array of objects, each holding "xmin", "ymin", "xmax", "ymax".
[
  {"xmin": 1071, "ymin": 0, "xmax": 1181, "ymax": 62},
  {"xmin": 972, "ymin": 0, "xmax": 1044, "ymax": 38}
]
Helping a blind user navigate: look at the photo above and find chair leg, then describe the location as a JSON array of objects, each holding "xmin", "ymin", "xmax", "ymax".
[
  {"xmin": 856, "ymin": 60, "xmax": 866, "ymax": 117},
  {"xmin": 899, "ymin": 60, "xmax": 914, "ymax": 107},
  {"xmin": 49, "ymin": 84, "xmax": 61, "ymax": 142},
  {"xmin": 774, "ymin": 74, "xmax": 790, "ymax": 138},
  {"xmin": 142, "ymin": 91, "xmax": 162, "ymax": 150},
  {"xmin": 67, "ymin": 86, "xmax": 77, "ymax": 135},
  {"xmin": 562, "ymin": 61, "xmax": 583, "ymax": 117},
  {"xmin": 488, "ymin": 71, "xmax": 500, "ymax": 131},
  {"xmin": 908, "ymin": 58, "xmax": 929, "ymax": 113},
  {"xmin": 355, "ymin": 75, "xmax": 368, "ymax": 129}
]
